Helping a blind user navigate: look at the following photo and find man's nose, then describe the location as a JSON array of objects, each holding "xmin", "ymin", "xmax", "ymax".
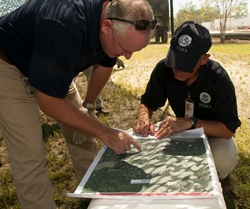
[{"xmin": 123, "ymin": 52, "xmax": 132, "ymax": 60}]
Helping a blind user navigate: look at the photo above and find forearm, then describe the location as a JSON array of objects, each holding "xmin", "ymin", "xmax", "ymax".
[
  {"xmin": 137, "ymin": 103, "xmax": 153, "ymax": 119},
  {"xmin": 84, "ymin": 64, "xmax": 113, "ymax": 103},
  {"xmin": 37, "ymin": 91, "xmax": 108, "ymax": 137},
  {"xmin": 197, "ymin": 119, "xmax": 234, "ymax": 139},
  {"xmin": 37, "ymin": 90, "xmax": 141, "ymax": 154},
  {"xmin": 155, "ymin": 116, "xmax": 234, "ymax": 139}
]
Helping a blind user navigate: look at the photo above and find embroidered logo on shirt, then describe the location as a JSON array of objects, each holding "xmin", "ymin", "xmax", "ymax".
[{"xmin": 200, "ymin": 92, "xmax": 211, "ymax": 104}]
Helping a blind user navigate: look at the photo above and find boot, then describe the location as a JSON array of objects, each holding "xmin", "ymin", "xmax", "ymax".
[
  {"xmin": 219, "ymin": 175, "xmax": 235, "ymax": 197},
  {"xmin": 95, "ymin": 105, "xmax": 110, "ymax": 115}
]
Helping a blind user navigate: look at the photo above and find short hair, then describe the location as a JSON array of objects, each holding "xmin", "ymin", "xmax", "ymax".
[{"xmin": 105, "ymin": 0, "xmax": 154, "ymax": 33}]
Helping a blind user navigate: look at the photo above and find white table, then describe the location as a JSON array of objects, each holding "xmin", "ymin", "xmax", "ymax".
[{"xmin": 87, "ymin": 198, "xmax": 223, "ymax": 209}]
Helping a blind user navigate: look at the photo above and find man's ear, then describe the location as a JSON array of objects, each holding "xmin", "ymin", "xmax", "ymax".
[
  {"xmin": 101, "ymin": 19, "xmax": 112, "ymax": 34},
  {"xmin": 201, "ymin": 54, "xmax": 210, "ymax": 65}
]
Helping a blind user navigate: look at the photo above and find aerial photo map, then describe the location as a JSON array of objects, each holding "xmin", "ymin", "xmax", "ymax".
[{"xmin": 80, "ymin": 137, "xmax": 214, "ymax": 196}]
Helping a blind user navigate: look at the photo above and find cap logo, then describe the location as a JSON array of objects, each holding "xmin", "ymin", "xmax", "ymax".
[{"xmin": 178, "ymin": 35, "xmax": 192, "ymax": 47}]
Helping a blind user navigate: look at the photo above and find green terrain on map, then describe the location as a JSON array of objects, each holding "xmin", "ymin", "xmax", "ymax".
[{"xmin": 81, "ymin": 137, "xmax": 213, "ymax": 194}]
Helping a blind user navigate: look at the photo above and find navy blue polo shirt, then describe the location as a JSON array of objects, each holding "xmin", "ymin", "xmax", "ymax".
[
  {"xmin": 141, "ymin": 58, "xmax": 241, "ymax": 133},
  {"xmin": 0, "ymin": 0, "xmax": 116, "ymax": 98}
]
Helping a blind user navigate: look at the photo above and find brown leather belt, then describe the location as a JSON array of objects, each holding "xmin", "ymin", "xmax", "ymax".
[{"xmin": 0, "ymin": 51, "xmax": 12, "ymax": 64}]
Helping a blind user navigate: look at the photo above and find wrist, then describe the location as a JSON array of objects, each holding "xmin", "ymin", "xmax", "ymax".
[
  {"xmin": 82, "ymin": 102, "xmax": 95, "ymax": 110},
  {"xmin": 189, "ymin": 117, "xmax": 198, "ymax": 129}
]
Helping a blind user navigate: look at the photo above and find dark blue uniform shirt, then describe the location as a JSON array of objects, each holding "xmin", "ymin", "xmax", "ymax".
[
  {"xmin": 141, "ymin": 58, "xmax": 241, "ymax": 133},
  {"xmin": 0, "ymin": 0, "xmax": 116, "ymax": 98}
]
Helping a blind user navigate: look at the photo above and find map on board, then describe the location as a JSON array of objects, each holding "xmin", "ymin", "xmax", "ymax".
[{"xmin": 79, "ymin": 137, "xmax": 215, "ymax": 197}]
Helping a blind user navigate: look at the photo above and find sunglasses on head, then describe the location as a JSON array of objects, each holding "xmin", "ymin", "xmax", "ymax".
[{"xmin": 107, "ymin": 17, "xmax": 158, "ymax": 30}]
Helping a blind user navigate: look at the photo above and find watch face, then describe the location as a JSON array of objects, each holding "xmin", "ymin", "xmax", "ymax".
[
  {"xmin": 83, "ymin": 102, "xmax": 95, "ymax": 109},
  {"xmin": 87, "ymin": 104, "xmax": 94, "ymax": 108},
  {"xmin": 191, "ymin": 117, "xmax": 198, "ymax": 128}
]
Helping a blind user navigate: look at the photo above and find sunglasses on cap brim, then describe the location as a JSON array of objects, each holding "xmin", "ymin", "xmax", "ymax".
[{"xmin": 107, "ymin": 17, "xmax": 158, "ymax": 30}]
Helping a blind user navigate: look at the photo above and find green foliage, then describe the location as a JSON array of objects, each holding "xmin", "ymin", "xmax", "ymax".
[
  {"xmin": 42, "ymin": 122, "xmax": 62, "ymax": 141},
  {"xmin": 200, "ymin": 4, "xmax": 218, "ymax": 22},
  {"xmin": 203, "ymin": 0, "xmax": 248, "ymax": 19},
  {"xmin": 0, "ymin": 169, "xmax": 21, "ymax": 209},
  {"xmin": 175, "ymin": 2, "xmax": 203, "ymax": 30},
  {"xmin": 147, "ymin": 0, "xmax": 169, "ymax": 22},
  {"xmin": 228, "ymin": 118, "xmax": 250, "ymax": 209}
]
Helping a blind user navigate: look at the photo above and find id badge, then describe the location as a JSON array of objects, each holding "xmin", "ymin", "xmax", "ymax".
[
  {"xmin": 185, "ymin": 98, "xmax": 194, "ymax": 118},
  {"xmin": 20, "ymin": 75, "xmax": 37, "ymax": 98}
]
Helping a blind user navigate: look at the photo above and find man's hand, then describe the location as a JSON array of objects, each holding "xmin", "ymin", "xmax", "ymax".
[
  {"xmin": 133, "ymin": 104, "xmax": 154, "ymax": 137},
  {"xmin": 133, "ymin": 118, "xmax": 155, "ymax": 137},
  {"xmin": 101, "ymin": 128, "xmax": 141, "ymax": 154},
  {"xmin": 86, "ymin": 109, "xmax": 98, "ymax": 120},
  {"xmin": 155, "ymin": 116, "xmax": 192, "ymax": 138},
  {"xmin": 37, "ymin": 91, "xmax": 140, "ymax": 155},
  {"xmin": 81, "ymin": 108, "xmax": 141, "ymax": 154}
]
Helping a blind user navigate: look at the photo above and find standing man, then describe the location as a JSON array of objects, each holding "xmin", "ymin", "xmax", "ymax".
[
  {"xmin": 0, "ymin": 0, "xmax": 156, "ymax": 208},
  {"xmin": 133, "ymin": 21, "xmax": 240, "ymax": 197}
]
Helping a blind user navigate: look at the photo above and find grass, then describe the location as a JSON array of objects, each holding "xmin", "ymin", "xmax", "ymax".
[
  {"xmin": 0, "ymin": 40, "xmax": 250, "ymax": 209},
  {"xmin": 210, "ymin": 43, "xmax": 250, "ymax": 65},
  {"xmin": 230, "ymin": 118, "xmax": 250, "ymax": 209}
]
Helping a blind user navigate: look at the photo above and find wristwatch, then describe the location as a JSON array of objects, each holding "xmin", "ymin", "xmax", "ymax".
[
  {"xmin": 190, "ymin": 117, "xmax": 198, "ymax": 129},
  {"xmin": 82, "ymin": 102, "xmax": 95, "ymax": 110}
]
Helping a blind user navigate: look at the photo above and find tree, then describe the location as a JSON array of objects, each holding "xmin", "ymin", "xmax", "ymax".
[
  {"xmin": 202, "ymin": 0, "xmax": 248, "ymax": 43},
  {"xmin": 175, "ymin": 1, "xmax": 205, "ymax": 31}
]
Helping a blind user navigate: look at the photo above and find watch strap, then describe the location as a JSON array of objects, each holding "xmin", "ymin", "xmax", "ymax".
[
  {"xmin": 82, "ymin": 102, "xmax": 95, "ymax": 110},
  {"xmin": 190, "ymin": 117, "xmax": 198, "ymax": 129}
]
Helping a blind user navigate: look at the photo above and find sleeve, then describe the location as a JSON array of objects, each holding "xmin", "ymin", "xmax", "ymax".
[
  {"xmin": 98, "ymin": 56, "xmax": 117, "ymax": 68},
  {"xmin": 29, "ymin": 19, "xmax": 81, "ymax": 98},
  {"xmin": 141, "ymin": 59, "xmax": 168, "ymax": 111},
  {"xmin": 210, "ymin": 70, "xmax": 241, "ymax": 133}
]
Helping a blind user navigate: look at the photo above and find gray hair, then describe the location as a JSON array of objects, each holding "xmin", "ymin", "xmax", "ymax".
[{"xmin": 105, "ymin": 0, "xmax": 154, "ymax": 33}]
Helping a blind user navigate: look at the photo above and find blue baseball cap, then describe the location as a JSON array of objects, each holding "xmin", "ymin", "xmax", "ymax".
[{"xmin": 165, "ymin": 21, "xmax": 212, "ymax": 72}]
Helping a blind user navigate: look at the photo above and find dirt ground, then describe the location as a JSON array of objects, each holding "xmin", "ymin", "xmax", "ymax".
[{"xmin": 213, "ymin": 57, "xmax": 250, "ymax": 120}]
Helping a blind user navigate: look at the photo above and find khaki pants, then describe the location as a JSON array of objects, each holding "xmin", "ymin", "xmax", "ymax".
[
  {"xmin": 83, "ymin": 67, "xmax": 103, "ymax": 108},
  {"xmin": 208, "ymin": 137, "xmax": 239, "ymax": 180},
  {"xmin": 0, "ymin": 58, "xmax": 97, "ymax": 209}
]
